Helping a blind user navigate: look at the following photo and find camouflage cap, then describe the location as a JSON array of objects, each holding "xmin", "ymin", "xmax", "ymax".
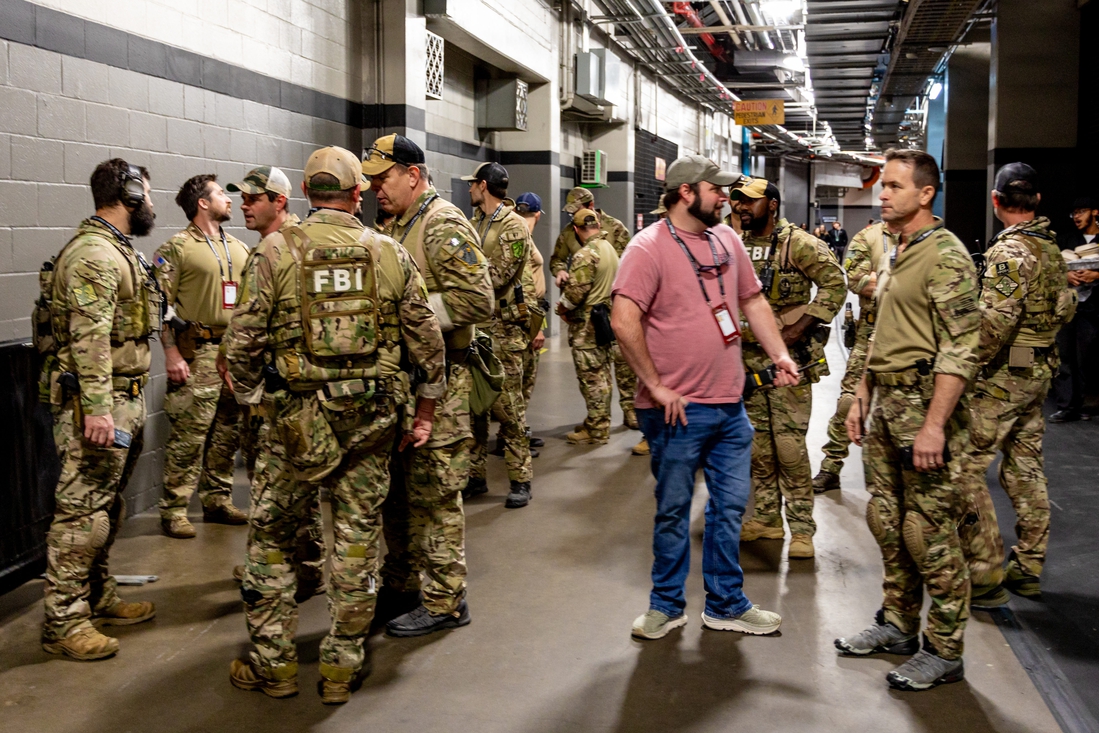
[
  {"xmin": 304, "ymin": 146, "xmax": 360, "ymax": 190},
  {"xmin": 563, "ymin": 186, "xmax": 595, "ymax": 214},
  {"xmin": 649, "ymin": 195, "xmax": 668, "ymax": 216},
  {"xmin": 665, "ymin": 155, "xmax": 741, "ymax": 191},
  {"xmin": 361, "ymin": 134, "xmax": 426, "ymax": 176},
  {"xmin": 572, "ymin": 209, "xmax": 600, "ymax": 228},
  {"xmin": 226, "ymin": 166, "xmax": 291, "ymax": 197}
]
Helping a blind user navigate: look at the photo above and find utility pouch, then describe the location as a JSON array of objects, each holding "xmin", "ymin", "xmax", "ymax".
[
  {"xmin": 526, "ymin": 301, "xmax": 546, "ymax": 342},
  {"xmin": 316, "ymin": 382, "xmax": 377, "ymax": 448},
  {"xmin": 1008, "ymin": 345, "xmax": 1034, "ymax": 369},
  {"xmin": 590, "ymin": 303, "xmax": 615, "ymax": 347},
  {"xmin": 274, "ymin": 390, "xmax": 344, "ymax": 482},
  {"xmin": 468, "ymin": 331, "xmax": 504, "ymax": 416},
  {"xmin": 170, "ymin": 316, "xmax": 195, "ymax": 360}
]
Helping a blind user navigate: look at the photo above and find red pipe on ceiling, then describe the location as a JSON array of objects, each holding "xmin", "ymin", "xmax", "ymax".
[{"xmin": 671, "ymin": 2, "xmax": 731, "ymax": 63}]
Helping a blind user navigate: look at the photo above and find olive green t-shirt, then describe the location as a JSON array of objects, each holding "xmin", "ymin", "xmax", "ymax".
[{"xmin": 155, "ymin": 223, "xmax": 250, "ymax": 328}]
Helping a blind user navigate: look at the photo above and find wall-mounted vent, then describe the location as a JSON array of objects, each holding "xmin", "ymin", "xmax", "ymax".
[
  {"xmin": 476, "ymin": 78, "xmax": 528, "ymax": 131},
  {"xmin": 581, "ymin": 150, "xmax": 608, "ymax": 187},
  {"xmin": 426, "ymin": 30, "xmax": 444, "ymax": 100}
]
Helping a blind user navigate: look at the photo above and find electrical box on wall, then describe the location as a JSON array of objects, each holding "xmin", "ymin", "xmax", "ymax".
[
  {"xmin": 476, "ymin": 78, "xmax": 528, "ymax": 131},
  {"xmin": 575, "ymin": 49, "xmax": 622, "ymax": 107},
  {"xmin": 581, "ymin": 150, "xmax": 608, "ymax": 187}
]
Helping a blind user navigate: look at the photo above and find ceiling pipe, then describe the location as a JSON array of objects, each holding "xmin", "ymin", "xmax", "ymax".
[
  {"xmin": 708, "ymin": 0, "xmax": 744, "ymax": 49},
  {"xmin": 727, "ymin": 0, "xmax": 756, "ymax": 50},
  {"xmin": 671, "ymin": 2, "xmax": 732, "ymax": 63},
  {"xmin": 743, "ymin": 0, "xmax": 775, "ymax": 50}
]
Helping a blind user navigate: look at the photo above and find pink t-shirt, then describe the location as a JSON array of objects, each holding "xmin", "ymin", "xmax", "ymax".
[{"xmin": 612, "ymin": 220, "xmax": 761, "ymax": 408}]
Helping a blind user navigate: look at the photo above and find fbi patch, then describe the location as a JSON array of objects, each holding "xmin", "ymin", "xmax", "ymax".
[{"xmin": 73, "ymin": 283, "xmax": 98, "ymax": 307}]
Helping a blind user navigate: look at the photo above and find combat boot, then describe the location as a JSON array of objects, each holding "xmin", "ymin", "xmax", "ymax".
[
  {"xmin": 43, "ymin": 627, "xmax": 119, "ymax": 660},
  {"xmin": 233, "ymin": 564, "xmax": 245, "ymax": 582},
  {"xmin": 788, "ymin": 534, "xmax": 815, "ymax": 559},
  {"xmin": 812, "ymin": 470, "xmax": 840, "ymax": 494},
  {"xmin": 886, "ymin": 644, "xmax": 964, "ymax": 691},
  {"xmin": 740, "ymin": 519, "xmax": 784, "ymax": 541},
  {"xmin": 566, "ymin": 428, "xmax": 608, "ymax": 445},
  {"xmin": 505, "ymin": 481, "xmax": 531, "ymax": 509},
  {"xmin": 527, "ymin": 428, "xmax": 545, "ymax": 448},
  {"xmin": 93, "ymin": 600, "xmax": 156, "ymax": 626},
  {"xmin": 372, "ymin": 587, "xmax": 423, "ymax": 628},
  {"xmin": 203, "ymin": 503, "xmax": 248, "ymax": 525},
  {"xmin": 387, "ymin": 599, "xmax": 471, "ymax": 637},
  {"xmin": 462, "ymin": 477, "xmax": 488, "ymax": 500},
  {"xmin": 970, "ymin": 583, "xmax": 1010, "ymax": 609},
  {"xmin": 624, "ymin": 408, "xmax": 640, "ymax": 430},
  {"xmin": 320, "ymin": 679, "xmax": 351, "ymax": 705},
  {"xmin": 161, "ymin": 515, "xmax": 196, "ymax": 539},
  {"xmin": 1004, "ymin": 556, "xmax": 1042, "ymax": 599},
  {"xmin": 230, "ymin": 658, "xmax": 299, "ymax": 698},
  {"xmin": 631, "ymin": 438, "xmax": 650, "ymax": 456}
]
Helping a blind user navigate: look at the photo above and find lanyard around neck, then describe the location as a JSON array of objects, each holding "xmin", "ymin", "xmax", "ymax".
[
  {"xmin": 890, "ymin": 223, "xmax": 943, "ymax": 270},
  {"xmin": 398, "ymin": 194, "xmax": 439, "ymax": 245},
  {"xmin": 665, "ymin": 219, "xmax": 727, "ymax": 304},
  {"xmin": 202, "ymin": 228, "xmax": 233, "ymax": 281},
  {"xmin": 477, "ymin": 202, "xmax": 505, "ymax": 240}
]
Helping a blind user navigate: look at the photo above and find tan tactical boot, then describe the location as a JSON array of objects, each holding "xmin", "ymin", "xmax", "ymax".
[
  {"xmin": 788, "ymin": 534, "xmax": 815, "ymax": 558},
  {"xmin": 740, "ymin": 519, "xmax": 785, "ymax": 542},
  {"xmin": 566, "ymin": 427, "xmax": 608, "ymax": 445},
  {"xmin": 93, "ymin": 600, "xmax": 156, "ymax": 626},
  {"xmin": 624, "ymin": 408, "xmax": 640, "ymax": 430},
  {"xmin": 233, "ymin": 565, "xmax": 245, "ymax": 582},
  {"xmin": 230, "ymin": 658, "xmax": 299, "ymax": 698},
  {"xmin": 631, "ymin": 438, "xmax": 650, "ymax": 456},
  {"xmin": 203, "ymin": 503, "xmax": 248, "ymax": 525},
  {"xmin": 320, "ymin": 680, "xmax": 351, "ymax": 705},
  {"xmin": 43, "ymin": 627, "xmax": 119, "ymax": 660},
  {"xmin": 161, "ymin": 515, "xmax": 196, "ymax": 539}
]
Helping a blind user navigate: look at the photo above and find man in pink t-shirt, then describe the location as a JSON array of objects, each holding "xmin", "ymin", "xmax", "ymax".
[{"xmin": 612, "ymin": 156, "xmax": 797, "ymax": 641}]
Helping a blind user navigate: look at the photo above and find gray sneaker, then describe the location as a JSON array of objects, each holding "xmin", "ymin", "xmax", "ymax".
[
  {"xmin": 886, "ymin": 649, "xmax": 965, "ymax": 691},
  {"xmin": 835, "ymin": 612, "xmax": 919, "ymax": 656},
  {"xmin": 701, "ymin": 605, "xmax": 781, "ymax": 635},
  {"xmin": 631, "ymin": 610, "xmax": 687, "ymax": 640}
]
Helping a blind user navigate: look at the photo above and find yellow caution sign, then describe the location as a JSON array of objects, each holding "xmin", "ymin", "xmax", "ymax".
[{"xmin": 734, "ymin": 100, "xmax": 785, "ymax": 126}]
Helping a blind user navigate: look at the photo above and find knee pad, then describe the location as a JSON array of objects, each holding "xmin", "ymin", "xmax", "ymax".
[
  {"xmin": 865, "ymin": 497, "xmax": 888, "ymax": 544},
  {"xmin": 836, "ymin": 393, "xmax": 855, "ymax": 421},
  {"xmin": 86, "ymin": 511, "xmax": 111, "ymax": 556},
  {"xmin": 902, "ymin": 512, "xmax": 929, "ymax": 563},
  {"xmin": 775, "ymin": 434, "xmax": 804, "ymax": 470}
]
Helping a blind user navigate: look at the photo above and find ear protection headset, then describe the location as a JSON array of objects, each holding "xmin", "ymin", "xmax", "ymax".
[{"xmin": 120, "ymin": 163, "xmax": 146, "ymax": 209}]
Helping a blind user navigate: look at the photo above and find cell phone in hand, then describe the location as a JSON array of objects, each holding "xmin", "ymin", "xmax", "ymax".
[
  {"xmin": 113, "ymin": 429, "xmax": 133, "ymax": 449},
  {"xmin": 900, "ymin": 444, "xmax": 951, "ymax": 471}
]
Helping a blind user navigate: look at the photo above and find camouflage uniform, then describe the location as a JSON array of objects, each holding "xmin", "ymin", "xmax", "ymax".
[
  {"xmin": 560, "ymin": 236, "xmax": 620, "ymax": 439},
  {"xmin": 956, "ymin": 217, "xmax": 1077, "ymax": 586},
  {"xmin": 154, "ymin": 223, "xmax": 250, "ymax": 520},
  {"xmin": 40, "ymin": 218, "xmax": 160, "ymax": 641},
  {"xmin": 550, "ymin": 209, "xmax": 637, "ymax": 417},
  {"xmin": 469, "ymin": 200, "xmax": 533, "ymax": 485},
  {"xmin": 863, "ymin": 219, "xmax": 979, "ymax": 660},
  {"xmin": 224, "ymin": 208, "xmax": 446, "ymax": 684},
  {"xmin": 380, "ymin": 188, "xmax": 494, "ymax": 614},
  {"xmin": 521, "ymin": 253, "xmax": 543, "ymax": 407},
  {"xmin": 740, "ymin": 219, "xmax": 845, "ymax": 537},
  {"xmin": 820, "ymin": 223, "xmax": 894, "ymax": 475}
]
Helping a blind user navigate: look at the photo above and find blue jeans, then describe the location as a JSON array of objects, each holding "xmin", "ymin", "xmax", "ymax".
[{"xmin": 639, "ymin": 402, "xmax": 754, "ymax": 619}]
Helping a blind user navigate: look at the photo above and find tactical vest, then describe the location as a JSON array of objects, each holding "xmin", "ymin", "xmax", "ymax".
[
  {"xmin": 998, "ymin": 222, "xmax": 1075, "ymax": 348},
  {"xmin": 404, "ymin": 197, "xmax": 476, "ymax": 350},
  {"xmin": 474, "ymin": 203, "xmax": 529, "ymax": 319},
  {"xmin": 752, "ymin": 221, "xmax": 813, "ymax": 313},
  {"xmin": 269, "ymin": 221, "xmax": 405, "ymax": 389},
  {"xmin": 37, "ymin": 226, "xmax": 161, "ymax": 359}
]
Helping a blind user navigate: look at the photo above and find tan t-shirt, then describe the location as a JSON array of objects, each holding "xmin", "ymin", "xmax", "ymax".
[{"xmin": 154, "ymin": 223, "xmax": 250, "ymax": 327}]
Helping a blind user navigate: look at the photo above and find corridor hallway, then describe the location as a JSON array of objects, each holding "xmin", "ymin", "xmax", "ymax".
[{"xmin": 0, "ymin": 333, "xmax": 1061, "ymax": 733}]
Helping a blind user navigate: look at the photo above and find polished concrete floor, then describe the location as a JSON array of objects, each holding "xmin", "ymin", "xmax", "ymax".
[{"xmin": 0, "ymin": 331, "xmax": 1064, "ymax": 733}]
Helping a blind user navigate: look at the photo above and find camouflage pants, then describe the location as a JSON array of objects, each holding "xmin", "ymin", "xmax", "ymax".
[
  {"xmin": 241, "ymin": 407, "xmax": 264, "ymax": 482},
  {"xmin": 471, "ymin": 346, "xmax": 532, "ymax": 483},
  {"xmin": 43, "ymin": 389, "xmax": 146, "ymax": 641},
  {"xmin": 159, "ymin": 342, "xmax": 241, "ymax": 519},
  {"xmin": 243, "ymin": 391, "xmax": 397, "ymax": 682},
  {"xmin": 248, "ymin": 410, "xmax": 326, "ymax": 593},
  {"xmin": 522, "ymin": 344, "xmax": 539, "ymax": 408},
  {"xmin": 820, "ymin": 319, "xmax": 873, "ymax": 475},
  {"xmin": 745, "ymin": 381, "xmax": 816, "ymax": 536},
  {"xmin": 572, "ymin": 345, "xmax": 613, "ymax": 439},
  {"xmin": 863, "ymin": 382, "xmax": 970, "ymax": 660},
  {"xmin": 956, "ymin": 369, "xmax": 1051, "ymax": 585},
  {"xmin": 612, "ymin": 342, "xmax": 637, "ymax": 415},
  {"xmin": 381, "ymin": 361, "xmax": 472, "ymax": 614}
]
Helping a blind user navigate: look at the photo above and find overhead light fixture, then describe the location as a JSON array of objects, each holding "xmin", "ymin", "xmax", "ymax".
[
  {"xmin": 781, "ymin": 55, "xmax": 805, "ymax": 72},
  {"xmin": 929, "ymin": 81, "xmax": 943, "ymax": 100},
  {"xmin": 759, "ymin": 0, "xmax": 800, "ymax": 20}
]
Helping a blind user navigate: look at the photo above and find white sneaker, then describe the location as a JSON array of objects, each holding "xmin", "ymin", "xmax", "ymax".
[
  {"xmin": 631, "ymin": 609, "xmax": 687, "ymax": 640},
  {"xmin": 701, "ymin": 605, "xmax": 781, "ymax": 635}
]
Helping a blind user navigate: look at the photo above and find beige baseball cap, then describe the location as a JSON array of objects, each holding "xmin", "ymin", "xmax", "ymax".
[
  {"xmin": 563, "ymin": 187, "xmax": 595, "ymax": 214},
  {"xmin": 226, "ymin": 166, "xmax": 292, "ymax": 197},
  {"xmin": 572, "ymin": 209, "xmax": 600, "ymax": 227},
  {"xmin": 304, "ymin": 146, "xmax": 361, "ymax": 190}
]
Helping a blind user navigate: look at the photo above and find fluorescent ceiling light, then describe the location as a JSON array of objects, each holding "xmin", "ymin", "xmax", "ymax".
[
  {"xmin": 760, "ymin": 0, "xmax": 800, "ymax": 19},
  {"xmin": 929, "ymin": 81, "xmax": 943, "ymax": 100},
  {"xmin": 782, "ymin": 55, "xmax": 805, "ymax": 72}
]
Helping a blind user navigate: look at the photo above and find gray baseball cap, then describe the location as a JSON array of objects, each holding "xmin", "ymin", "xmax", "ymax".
[{"xmin": 664, "ymin": 155, "xmax": 742, "ymax": 191}]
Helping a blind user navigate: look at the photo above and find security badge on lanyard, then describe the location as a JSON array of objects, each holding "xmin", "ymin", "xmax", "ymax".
[
  {"xmin": 204, "ymin": 231, "xmax": 237, "ymax": 309},
  {"xmin": 665, "ymin": 220, "xmax": 740, "ymax": 344}
]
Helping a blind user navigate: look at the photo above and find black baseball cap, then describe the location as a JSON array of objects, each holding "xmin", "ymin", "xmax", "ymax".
[
  {"xmin": 461, "ymin": 162, "xmax": 509, "ymax": 189},
  {"xmin": 993, "ymin": 162, "xmax": 1038, "ymax": 195},
  {"xmin": 1072, "ymin": 196, "xmax": 1098, "ymax": 212}
]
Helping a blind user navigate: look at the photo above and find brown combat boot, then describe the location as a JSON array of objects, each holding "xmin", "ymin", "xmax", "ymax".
[
  {"xmin": 566, "ymin": 427, "xmax": 608, "ymax": 445},
  {"xmin": 631, "ymin": 438, "xmax": 650, "ymax": 456},
  {"xmin": 203, "ymin": 503, "xmax": 248, "ymax": 525},
  {"xmin": 788, "ymin": 534, "xmax": 815, "ymax": 559},
  {"xmin": 812, "ymin": 470, "xmax": 841, "ymax": 494},
  {"xmin": 320, "ymin": 680, "xmax": 351, "ymax": 705},
  {"xmin": 43, "ymin": 627, "xmax": 119, "ymax": 660},
  {"xmin": 740, "ymin": 519, "xmax": 785, "ymax": 542},
  {"xmin": 624, "ymin": 408, "xmax": 640, "ymax": 430},
  {"xmin": 161, "ymin": 515, "xmax": 196, "ymax": 539},
  {"xmin": 233, "ymin": 564, "xmax": 245, "ymax": 582},
  {"xmin": 230, "ymin": 658, "xmax": 299, "ymax": 698},
  {"xmin": 93, "ymin": 600, "xmax": 156, "ymax": 626}
]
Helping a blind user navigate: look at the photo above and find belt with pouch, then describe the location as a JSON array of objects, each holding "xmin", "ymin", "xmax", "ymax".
[
  {"xmin": 190, "ymin": 324, "xmax": 227, "ymax": 345},
  {"xmin": 868, "ymin": 368, "xmax": 920, "ymax": 387},
  {"xmin": 112, "ymin": 374, "xmax": 148, "ymax": 398},
  {"xmin": 861, "ymin": 311, "xmax": 876, "ymax": 325}
]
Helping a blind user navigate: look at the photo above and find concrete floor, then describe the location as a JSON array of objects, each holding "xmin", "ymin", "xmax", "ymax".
[{"xmin": 0, "ymin": 331, "xmax": 1063, "ymax": 733}]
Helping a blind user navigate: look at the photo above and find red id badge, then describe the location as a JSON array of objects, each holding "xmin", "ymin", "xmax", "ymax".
[
  {"xmin": 222, "ymin": 281, "xmax": 239, "ymax": 309},
  {"xmin": 712, "ymin": 303, "xmax": 740, "ymax": 344}
]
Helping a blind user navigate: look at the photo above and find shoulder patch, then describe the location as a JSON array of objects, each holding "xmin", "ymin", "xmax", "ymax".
[
  {"xmin": 992, "ymin": 276, "xmax": 1020, "ymax": 300},
  {"xmin": 511, "ymin": 240, "xmax": 525, "ymax": 260},
  {"xmin": 154, "ymin": 254, "xmax": 168, "ymax": 268},
  {"xmin": 73, "ymin": 282, "xmax": 99, "ymax": 307},
  {"xmin": 451, "ymin": 238, "xmax": 480, "ymax": 267},
  {"xmin": 948, "ymin": 293, "xmax": 978, "ymax": 318}
]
